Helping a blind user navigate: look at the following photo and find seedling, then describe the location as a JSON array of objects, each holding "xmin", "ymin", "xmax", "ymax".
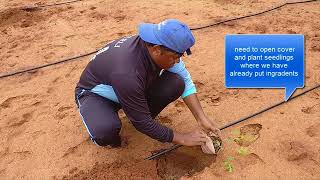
[
  {"xmin": 168, "ymin": 176, "xmax": 177, "ymax": 180},
  {"xmin": 226, "ymin": 156, "xmax": 234, "ymax": 161},
  {"xmin": 234, "ymin": 134, "xmax": 256, "ymax": 145},
  {"xmin": 221, "ymin": 128, "xmax": 254, "ymax": 173},
  {"xmin": 237, "ymin": 146, "xmax": 250, "ymax": 156},
  {"xmin": 231, "ymin": 129, "xmax": 240, "ymax": 136},
  {"xmin": 224, "ymin": 156, "xmax": 234, "ymax": 173},
  {"xmin": 225, "ymin": 137, "xmax": 233, "ymax": 144}
]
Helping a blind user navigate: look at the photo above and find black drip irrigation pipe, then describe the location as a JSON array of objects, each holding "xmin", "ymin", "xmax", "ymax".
[
  {"xmin": 190, "ymin": 0, "xmax": 320, "ymax": 31},
  {"xmin": 145, "ymin": 84, "xmax": 320, "ymax": 160},
  {"xmin": 0, "ymin": 50, "xmax": 98, "ymax": 79},
  {"xmin": 1, "ymin": 0, "xmax": 319, "ymax": 79}
]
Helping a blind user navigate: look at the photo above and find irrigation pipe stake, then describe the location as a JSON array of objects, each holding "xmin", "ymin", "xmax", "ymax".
[{"xmin": 145, "ymin": 84, "xmax": 320, "ymax": 160}]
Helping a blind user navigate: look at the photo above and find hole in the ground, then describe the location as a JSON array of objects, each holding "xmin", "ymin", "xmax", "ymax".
[
  {"xmin": 235, "ymin": 123, "xmax": 262, "ymax": 147},
  {"xmin": 156, "ymin": 146, "xmax": 216, "ymax": 179},
  {"xmin": 62, "ymin": 158, "xmax": 158, "ymax": 179},
  {"xmin": 21, "ymin": 5, "xmax": 41, "ymax": 12}
]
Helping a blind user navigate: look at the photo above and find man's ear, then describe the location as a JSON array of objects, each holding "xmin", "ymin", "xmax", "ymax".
[{"xmin": 153, "ymin": 45, "xmax": 162, "ymax": 56}]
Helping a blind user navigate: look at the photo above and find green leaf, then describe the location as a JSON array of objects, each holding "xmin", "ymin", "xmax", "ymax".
[
  {"xmin": 242, "ymin": 134, "xmax": 256, "ymax": 142},
  {"xmin": 223, "ymin": 156, "xmax": 235, "ymax": 173},
  {"xmin": 168, "ymin": 176, "xmax": 177, "ymax": 180},
  {"xmin": 231, "ymin": 129, "xmax": 240, "ymax": 136},
  {"xmin": 226, "ymin": 156, "xmax": 234, "ymax": 161},
  {"xmin": 233, "ymin": 136, "xmax": 242, "ymax": 142},
  {"xmin": 225, "ymin": 137, "xmax": 233, "ymax": 144},
  {"xmin": 237, "ymin": 146, "xmax": 250, "ymax": 156},
  {"xmin": 224, "ymin": 161, "xmax": 234, "ymax": 172}
]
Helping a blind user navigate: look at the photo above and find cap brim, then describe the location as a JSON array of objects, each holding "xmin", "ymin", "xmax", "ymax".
[{"xmin": 138, "ymin": 23, "xmax": 161, "ymax": 45}]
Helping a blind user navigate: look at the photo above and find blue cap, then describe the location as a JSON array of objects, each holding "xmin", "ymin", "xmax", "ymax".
[{"xmin": 138, "ymin": 19, "xmax": 195, "ymax": 55}]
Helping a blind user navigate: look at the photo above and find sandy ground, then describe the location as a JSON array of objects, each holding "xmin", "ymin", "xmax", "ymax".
[{"xmin": 0, "ymin": 0, "xmax": 320, "ymax": 179}]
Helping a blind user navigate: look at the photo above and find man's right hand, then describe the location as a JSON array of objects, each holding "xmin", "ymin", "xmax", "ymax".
[{"xmin": 172, "ymin": 130, "xmax": 207, "ymax": 146}]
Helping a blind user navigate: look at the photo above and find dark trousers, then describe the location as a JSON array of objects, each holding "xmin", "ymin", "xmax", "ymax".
[{"xmin": 75, "ymin": 71, "xmax": 185, "ymax": 147}]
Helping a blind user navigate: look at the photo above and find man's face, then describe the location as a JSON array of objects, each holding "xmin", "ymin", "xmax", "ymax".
[{"xmin": 150, "ymin": 45, "xmax": 182, "ymax": 69}]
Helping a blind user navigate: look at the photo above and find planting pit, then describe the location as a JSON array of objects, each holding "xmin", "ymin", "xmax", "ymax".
[{"xmin": 155, "ymin": 146, "xmax": 216, "ymax": 179}]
